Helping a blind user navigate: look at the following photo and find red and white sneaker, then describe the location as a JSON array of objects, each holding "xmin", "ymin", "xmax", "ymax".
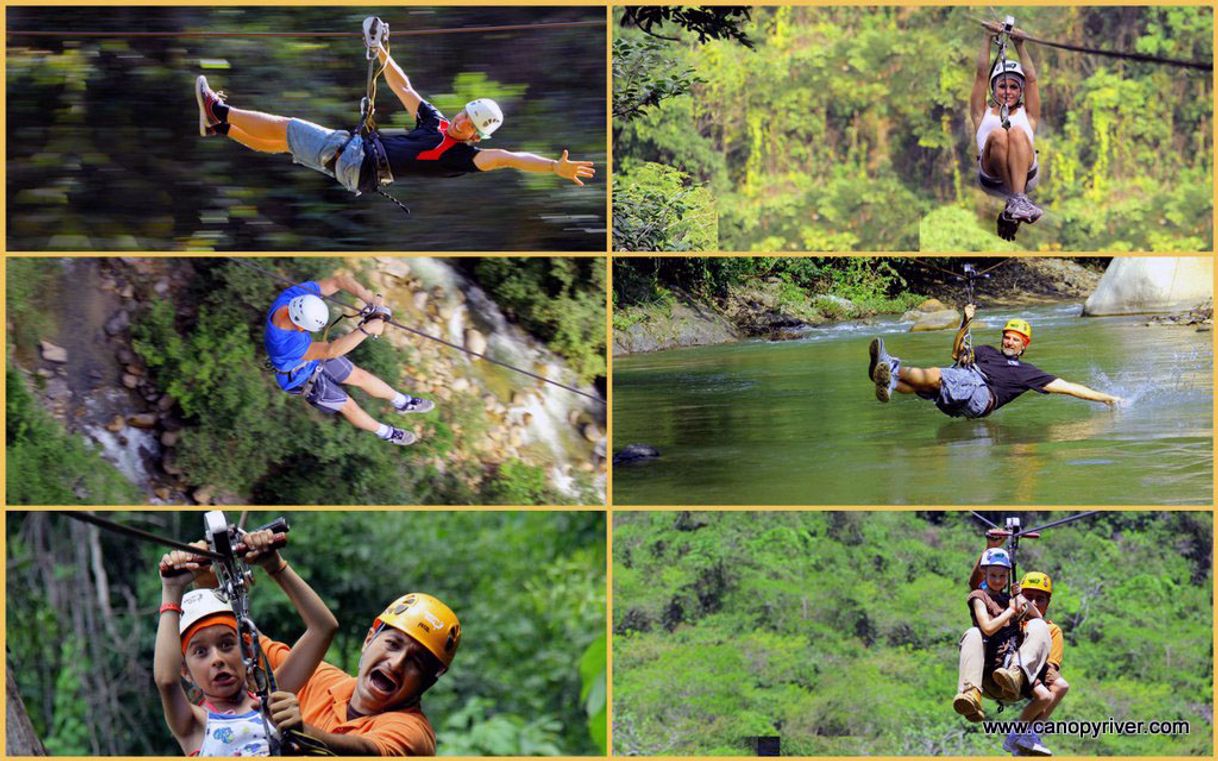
[{"xmin": 195, "ymin": 75, "xmax": 226, "ymax": 136}]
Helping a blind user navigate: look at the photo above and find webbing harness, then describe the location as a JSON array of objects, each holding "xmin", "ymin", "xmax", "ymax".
[
  {"xmin": 992, "ymin": 15, "xmax": 1016, "ymax": 130},
  {"xmin": 356, "ymin": 17, "xmax": 410, "ymax": 215}
]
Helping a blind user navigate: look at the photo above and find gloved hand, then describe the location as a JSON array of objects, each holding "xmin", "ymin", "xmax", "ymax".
[{"xmin": 996, "ymin": 211, "xmax": 1020, "ymax": 242}]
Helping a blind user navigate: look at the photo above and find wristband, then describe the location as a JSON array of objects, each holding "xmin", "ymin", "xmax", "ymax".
[
  {"xmin": 159, "ymin": 602, "xmax": 183, "ymax": 615},
  {"xmin": 268, "ymin": 559, "xmax": 290, "ymax": 577}
]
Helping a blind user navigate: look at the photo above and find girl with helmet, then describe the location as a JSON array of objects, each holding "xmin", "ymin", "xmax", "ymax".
[
  {"xmin": 153, "ymin": 529, "xmax": 339, "ymax": 756},
  {"xmin": 970, "ymin": 21, "xmax": 1043, "ymax": 238},
  {"xmin": 954, "ymin": 546, "xmax": 1055, "ymax": 755}
]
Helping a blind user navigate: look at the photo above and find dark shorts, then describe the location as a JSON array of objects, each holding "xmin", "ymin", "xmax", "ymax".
[
  {"xmin": 291, "ymin": 357, "xmax": 353, "ymax": 413},
  {"xmin": 919, "ymin": 365, "xmax": 993, "ymax": 418}
]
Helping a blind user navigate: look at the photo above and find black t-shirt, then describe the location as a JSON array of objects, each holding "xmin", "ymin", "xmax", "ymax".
[
  {"xmin": 973, "ymin": 344, "xmax": 1057, "ymax": 412},
  {"xmin": 361, "ymin": 101, "xmax": 482, "ymax": 185}
]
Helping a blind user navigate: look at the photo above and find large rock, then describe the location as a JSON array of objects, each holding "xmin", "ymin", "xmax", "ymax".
[
  {"xmin": 464, "ymin": 329, "xmax": 487, "ymax": 357},
  {"xmin": 909, "ymin": 309, "xmax": 962, "ymax": 332},
  {"xmin": 40, "ymin": 341, "xmax": 68, "ymax": 364},
  {"xmin": 1083, "ymin": 258, "xmax": 1214, "ymax": 316},
  {"xmin": 614, "ymin": 300, "xmax": 741, "ymax": 355}
]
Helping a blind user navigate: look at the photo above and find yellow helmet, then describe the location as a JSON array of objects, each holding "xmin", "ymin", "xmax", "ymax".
[
  {"xmin": 373, "ymin": 593, "xmax": 461, "ymax": 672},
  {"xmin": 1003, "ymin": 318, "xmax": 1032, "ymax": 346},
  {"xmin": 1020, "ymin": 571, "xmax": 1052, "ymax": 596}
]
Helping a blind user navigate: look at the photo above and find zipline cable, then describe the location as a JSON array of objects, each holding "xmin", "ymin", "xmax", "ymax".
[
  {"xmin": 973, "ymin": 17, "xmax": 1211, "ymax": 71},
  {"xmin": 6, "ymin": 20, "xmax": 605, "ymax": 40},
  {"xmin": 229, "ymin": 258, "xmax": 605, "ymax": 404},
  {"xmin": 63, "ymin": 511, "xmax": 225, "ymax": 561}
]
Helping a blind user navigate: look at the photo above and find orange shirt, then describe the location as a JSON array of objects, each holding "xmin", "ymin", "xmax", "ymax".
[{"xmin": 263, "ymin": 639, "xmax": 436, "ymax": 756}]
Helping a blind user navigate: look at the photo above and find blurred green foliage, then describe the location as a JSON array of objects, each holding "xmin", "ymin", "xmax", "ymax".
[
  {"xmin": 6, "ymin": 510, "xmax": 606, "ymax": 755},
  {"xmin": 614, "ymin": 257, "xmax": 924, "ymax": 324},
  {"xmin": 6, "ymin": 7, "xmax": 605, "ymax": 251},
  {"xmin": 613, "ymin": 7, "xmax": 1212, "ymax": 251},
  {"xmin": 613, "ymin": 511, "xmax": 1212, "ymax": 755}
]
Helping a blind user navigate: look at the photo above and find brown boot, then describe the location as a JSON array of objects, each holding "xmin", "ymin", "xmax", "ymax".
[
  {"xmin": 993, "ymin": 666, "xmax": 1025, "ymax": 699},
  {"xmin": 952, "ymin": 687, "xmax": 984, "ymax": 722}
]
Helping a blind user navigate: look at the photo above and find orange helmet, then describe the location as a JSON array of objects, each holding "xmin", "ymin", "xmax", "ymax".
[{"xmin": 373, "ymin": 593, "xmax": 461, "ymax": 673}]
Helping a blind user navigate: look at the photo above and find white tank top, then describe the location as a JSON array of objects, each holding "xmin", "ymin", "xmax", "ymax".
[
  {"xmin": 197, "ymin": 708, "xmax": 271, "ymax": 757},
  {"xmin": 976, "ymin": 106, "xmax": 1035, "ymax": 155}
]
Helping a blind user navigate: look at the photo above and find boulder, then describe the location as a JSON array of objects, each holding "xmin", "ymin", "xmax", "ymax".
[
  {"xmin": 910, "ymin": 309, "xmax": 962, "ymax": 332},
  {"xmin": 104, "ymin": 309, "xmax": 130, "ymax": 336},
  {"xmin": 1083, "ymin": 258, "xmax": 1214, "ymax": 316},
  {"xmin": 105, "ymin": 414, "xmax": 126, "ymax": 433},
  {"xmin": 917, "ymin": 298, "xmax": 948, "ymax": 312},
  {"xmin": 464, "ymin": 328, "xmax": 487, "ymax": 357},
  {"xmin": 121, "ymin": 373, "xmax": 140, "ymax": 389},
  {"xmin": 613, "ymin": 444, "xmax": 661, "ymax": 465},
  {"xmin": 127, "ymin": 413, "xmax": 158, "ymax": 429},
  {"xmin": 161, "ymin": 431, "xmax": 179, "ymax": 447},
  {"xmin": 40, "ymin": 341, "xmax": 68, "ymax": 364}
]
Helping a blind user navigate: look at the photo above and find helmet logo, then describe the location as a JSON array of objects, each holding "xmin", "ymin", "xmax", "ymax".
[{"xmin": 422, "ymin": 611, "xmax": 444, "ymax": 629}]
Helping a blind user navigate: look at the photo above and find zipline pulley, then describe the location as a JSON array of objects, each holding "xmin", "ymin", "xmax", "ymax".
[
  {"xmin": 993, "ymin": 15, "xmax": 1016, "ymax": 129},
  {"xmin": 954, "ymin": 263, "xmax": 990, "ymax": 368}
]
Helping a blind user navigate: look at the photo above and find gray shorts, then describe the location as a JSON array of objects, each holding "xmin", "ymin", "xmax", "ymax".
[
  {"xmin": 292, "ymin": 358, "xmax": 354, "ymax": 414},
  {"xmin": 286, "ymin": 118, "xmax": 366, "ymax": 194},
  {"xmin": 921, "ymin": 365, "xmax": 994, "ymax": 418},
  {"xmin": 977, "ymin": 156, "xmax": 1040, "ymax": 198}
]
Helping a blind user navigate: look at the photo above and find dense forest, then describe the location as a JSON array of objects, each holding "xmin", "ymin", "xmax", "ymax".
[
  {"xmin": 613, "ymin": 511, "xmax": 1212, "ymax": 756},
  {"xmin": 614, "ymin": 7, "xmax": 1212, "ymax": 252},
  {"xmin": 6, "ymin": 257, "xmax": 607, "ymax": 505},
  {"xmin": 6, "ymin": 6, "xmax": 606, "ymax": 251},
  {"xmin": 6, "ymin": 510, "xmax": 606, "ymax": 756}
]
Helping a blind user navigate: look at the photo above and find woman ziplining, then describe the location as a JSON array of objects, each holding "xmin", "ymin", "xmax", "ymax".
[
  {"xmin": 195, "ymin": 17, "xmax": 595, "ymax": 210},
  {"xmin": 970, "ymin": 18, "xmax": 1042, "ymax": 242}
]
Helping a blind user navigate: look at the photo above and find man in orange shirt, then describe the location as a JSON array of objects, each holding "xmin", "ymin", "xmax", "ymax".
[{"xmin": 262, "ymin": 593, "xmax": 461, "ymax": 755}]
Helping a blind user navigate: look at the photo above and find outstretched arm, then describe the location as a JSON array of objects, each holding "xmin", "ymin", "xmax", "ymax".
[
  {"xmin": 473, "ymin": 148, "xmax": 596, "ymax": 186},
  {"xmin": 1043, "ymin": 378, "xmax": 1122, "ymax": 407},
  {"xmin": 154, "ymin": 549, "xmax": 210, "ymax": 752},
  {"xmin": 376, "ymin": 47, "xmax": 423, "ymax": 120}
]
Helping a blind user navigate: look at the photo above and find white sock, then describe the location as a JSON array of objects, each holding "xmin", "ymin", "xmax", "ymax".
[
  {"xmin": 376, "ymin": 424, "xmax": 392, "ymax": 439},
  {"xmin": 391, "ymin": 392, "xmax": 408, "ymax": 409}
]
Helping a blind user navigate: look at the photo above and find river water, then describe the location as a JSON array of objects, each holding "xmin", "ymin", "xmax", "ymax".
[{"xmin": 613, "ymin": 304, "xmax": 1212, "ymax": 505}]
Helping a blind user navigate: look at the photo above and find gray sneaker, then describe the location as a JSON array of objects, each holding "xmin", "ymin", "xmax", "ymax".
[
  {"xmin": 394, "ymin": 395, "xmax": 435, "ymax": 415},
  {"xmin": 385, "ymin": 426, "xmax": 417, "ymax": 446},
  {"xmin": 1006, "ymin": 193, "xmax": 1043, "ymax": 224}
]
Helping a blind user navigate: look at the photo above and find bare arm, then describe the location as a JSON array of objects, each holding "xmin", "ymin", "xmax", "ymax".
[
  {"xmin": 316, "ymin": 274, "xmax": 376, "ymax": 305},
  {"xmin": 473, "ymin": 148, "xmax": 596, "ymax": 186},
  {"xmin": 300, "ymin": 323, "xmax": 380, "ymax": 361},
  {"xmin": 971, "ymin": 29, "xmax": 997, "ymax": 127},
  {"xmin": 242, "ymin": 534, "xmax": 339, "ymax": 695},
  {"xmin": 951, "ymin": 303, "xmax": 977, "ymax": 362},
  {"xmin": 376, "ymin": 47, "xmax": 423, "ymax": 119},
  {"xmin": 1012, "ymin": 36, "xmax": 1040, "ymax": 127},
  {"xmin": 1043, "ymin": 378, "xmax": 1122, "ymax": 406},
  {"xmin": 154, "ymin": 554, "xmax": 208, "ymax": 752},
  {"xmin": 973, "ymin": 597, "xmax": 1019, "ymax": 637},
  {"xmin": 268, "ymin": 693, "xmax": 382, "ymax": 756}
]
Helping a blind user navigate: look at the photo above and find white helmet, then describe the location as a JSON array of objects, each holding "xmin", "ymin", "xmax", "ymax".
[
  {"xmin": 288, "ymin": 294, "xmax": 328, "ymax": 332},
  {"xmin": 990, "ymin": 59, "xmax": 1025, "ymax": 89},
  {"xmin": 464, "ymin": 98, "xmax": 503, "ymax": 139},
  {"xmin": 180, "ymin": 588, "xmax": 236, "ymax": 639}
]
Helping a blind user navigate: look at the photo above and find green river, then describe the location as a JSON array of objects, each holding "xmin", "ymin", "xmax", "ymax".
[{"xmin": 613, "ymin": 304, "xmax": 1212, "ymax": 505}]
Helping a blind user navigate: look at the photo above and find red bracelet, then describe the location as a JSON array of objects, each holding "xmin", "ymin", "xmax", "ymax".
[
  {"xmin": 159, "ymin": 602, "xmax": 183, "ymax": 615},
  {"xmin": 268, "ymin": 559, "xmax": 289, "ymax": 577}
]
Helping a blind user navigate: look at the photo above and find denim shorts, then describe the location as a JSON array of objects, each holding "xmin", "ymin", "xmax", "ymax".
[
  {"xmin": 292, "ymin": 357, "xmax": 354, "ymax": 414},
  {"xmin": 285, "ymin": 118, "xmax": 366, "ymax": 194},
  {"xmin": 921, "ymin": 365, "xmax": 993, "ymax": 418}
]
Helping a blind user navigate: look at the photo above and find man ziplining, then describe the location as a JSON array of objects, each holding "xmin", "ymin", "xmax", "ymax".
[
  {"xmin": 265, "ymin": 271, "xmax": 434, "ymax": 446},
  {"xmin": 195, "ymin": 17, "xmax": 595, "ymax": 203},
  {"xmin": 867, "ymin": 304, "xmax": 1122, "ymax": 417}
]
